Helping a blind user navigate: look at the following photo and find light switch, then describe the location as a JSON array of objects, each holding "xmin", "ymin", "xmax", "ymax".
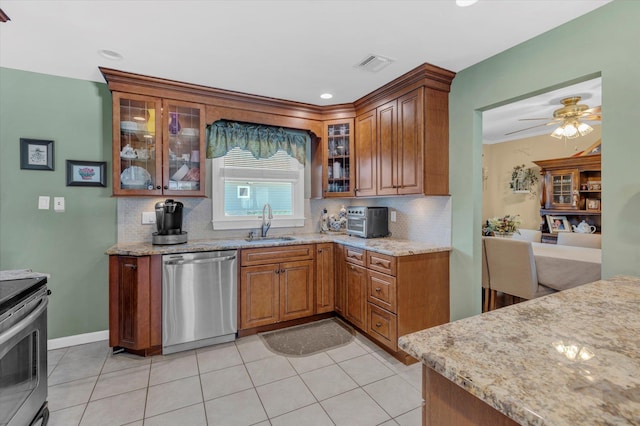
[
  {"xmin": 54, "ymin": 197, "xmax": 65, "ymax": 212},
  {"xmin": 38, "ymin": 196, "xmax": 50, "ymax": 210},
  {"xmin": 142, "ymin": 211, "xmax": 156, "ymax": 225},
  {"xmin": 390, "ymin": 210, "xmax": 397, "ymax": 222}
]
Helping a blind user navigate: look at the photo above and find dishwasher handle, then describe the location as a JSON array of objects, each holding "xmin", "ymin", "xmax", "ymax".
[{"xmin": 165, "ymin": 255, "xmax": 236, "ymax": 266}]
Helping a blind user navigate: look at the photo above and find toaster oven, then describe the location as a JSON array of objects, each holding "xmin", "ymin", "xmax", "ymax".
[{"xmin": 346, "ymin": 206, "xmax": 389, "ymax": 238}]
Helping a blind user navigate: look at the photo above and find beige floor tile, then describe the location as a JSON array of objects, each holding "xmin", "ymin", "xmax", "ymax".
[
  {"xmin": 48, "ymin": 376, "xmax": 97, "ymax": 411},
  {"xmin": 204, "ymin": 388, "xmax": 268, "ymax": 426},
  {"xmin": 90, "ymin": 364, "xmax": 150, "ymax": 401},
  {"xmin": 47, "ymin": 404, "xmax": 85, "ymax": 426},
  {"xmin": 102, "ymin": 351, "xmax": 152, "ymax": 374},
  {"xmin": 394, "ymin": 406, "xmax": 422, "ymax": 426},
  {"xmin": 363, "ymin": 375, "xmax": 422, "ymax": 417},
  {"xmin": 287, "ymin": 352, "xmax": 335, "ymax": 374},
  {"xmin": 48, "ymin": 357, "xmax": 105, "ymax": 386},
  {"xmin": 59, "ymin": 341, "xmax": 109, "ymax": 364},
  {"xmin": 339, "ymin": 353, "xmax": 395, "ymax": 386},
  {"xmin": 321, "ymin": 388, "xmax": 391, "ymax": 426},
  {"xmin": 80, "ymin": 389, "xmax": 146, "ymax": 426},
  {"xmin": 255, "ymin": 376, "xmax": 316, "ymax": 418},
  {"xmin": 200, "ymin": 364, "xmax": 253, "ymax": 401},
  {"xmin": 326, "ymin": 341, "xmax": 368, "ymax": 363},
  {"xmin": 149, "ymin": 353, "xmax": 198, "ymax": 386},
  {"xmin": 144, "ymin": 403, "xmax": 207, "ymax": 426},
  {"xmin": 145, "ymin": 375, "xmax": 203, "ymax": 418},
  {"xmin": 270, "ymin": 403, "xmax": 334, "ymax": 426},
  {"xmin": 196, "ymin": 341, "xmax": 243, "ymax": 374},
  {"xmin": 246, "ymin": 356, "xmax": 297, "ymax": 386},
  {"xmin": 236, "ymin": 335, "xmax": 276, "ymax": 363},
  {"xmin": 301, "ymin": 364, "xmax": 358, "ymax": 401}
]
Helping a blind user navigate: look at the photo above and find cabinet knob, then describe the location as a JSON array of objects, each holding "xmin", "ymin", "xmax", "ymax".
[
  {"xmin": 375, "ymin": 322, "xmax": 382, "ymax": 328},
  {"xmin": 275, "ymin": 269, "xmax": 280, "ymax": 274},
  {"xmin": 163, "ymin": 185, "xmax": 168, "ymax": 190},
  {"xmin": 156, "ymin": 186, "xmax": 161, "ymax": 190},
  {"xmin": 279, "ymin": 269, "xmax": 285, "ymax": 274},
  {"xmin": 375, "ymin": 287, "xmax": 381, "ymax": 292}
]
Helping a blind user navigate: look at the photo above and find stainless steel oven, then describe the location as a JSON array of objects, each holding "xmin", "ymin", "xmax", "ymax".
[
  {"xmin": 0, "ymin": 276, "xmax": 49, "ymax": 426},
  {"xmin": 346, "ymin": 206, "xmax": 389, "ymax": 238}
]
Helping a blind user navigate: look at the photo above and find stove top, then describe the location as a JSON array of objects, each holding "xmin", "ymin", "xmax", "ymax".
[{"xmin": 0, "ymin": 275, "xmax": 48, "ymax": 315}]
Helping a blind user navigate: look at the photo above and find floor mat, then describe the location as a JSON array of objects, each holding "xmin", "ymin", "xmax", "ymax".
[{"xmin": 259, "ymin": 318, "xmax": 355, "ymax": 357}]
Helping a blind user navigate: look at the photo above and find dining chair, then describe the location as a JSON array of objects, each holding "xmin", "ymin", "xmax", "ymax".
[
  {"xmin": 556, "ymin": 232, "xmax": 601, "ymax": 249},
  {"xmin": 481, "ymin": 237, "xmax": 491, "ymax": 312},
  {"xmin": 512, "ymin": 228, "xmax": 542, "ymax": 243},
  {"xmin": 483, "ymin": 237, "xmax": 556, "ymax": 310}
]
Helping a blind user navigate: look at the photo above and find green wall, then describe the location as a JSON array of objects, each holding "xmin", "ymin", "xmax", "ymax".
[
  {"xmin": 0, "ymin": 68, "xmax": 116, "ymax": 339},
  {"xmin": 449, "ymin": 0, "xmax": 640, "ymax": 320}
]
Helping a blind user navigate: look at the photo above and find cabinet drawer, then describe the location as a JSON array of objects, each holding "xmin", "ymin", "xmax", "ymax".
[
  {"xmin": 241, "ymin": 244, "xmax": 314, "ymax": 266},
  {"xmin": 345, "ymin": 247, "xmax": 366, "ymax": 266},
  {"xmin": 367, "ymin": 270, "xmax": 397, "ymax": 313},
  {"xmin": 367, "ymin": 303, "xmax": 398, "ymax": 351},
  {"xmin": 367, "ymin": 252, "xmax": 396, "ymax": 276}
]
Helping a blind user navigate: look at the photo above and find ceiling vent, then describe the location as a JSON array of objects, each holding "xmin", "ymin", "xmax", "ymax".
[{"xmin": 355, "ymin": 54, "xmax": 394, "ymax": 73}]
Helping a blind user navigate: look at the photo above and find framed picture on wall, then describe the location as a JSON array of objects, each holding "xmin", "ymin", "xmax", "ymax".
[
  {"xmin": 20, "ymin": 138, "xmax": 54, "ymax": 170},
  {"xmin": 66, "ymin": 160, "xmax": 107, "ymax": 187},
  {"xmin": 546, "ymin": 215, "xmax": 571, "ymax": 233}
]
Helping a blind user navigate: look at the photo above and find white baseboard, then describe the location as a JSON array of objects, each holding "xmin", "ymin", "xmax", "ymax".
[{"xmin": 48, "ymin": 330, "xmax": 109, "ymax": 350}]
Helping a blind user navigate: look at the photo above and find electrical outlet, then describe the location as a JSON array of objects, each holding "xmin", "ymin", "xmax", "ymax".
[
  {"xmin": 142, "ymin": 211, "xmax": 156, "ymax": 224},
  {"xmin": 38, "ymin": 196, "xmax": 50, "ymax": 210},
  {"xmin": 53, "ymin": 197, "xmax": 65, "ymax": 212},
  {"xmin": 390, "ymin": 210, "xmax": 397, "ymax": 222}
]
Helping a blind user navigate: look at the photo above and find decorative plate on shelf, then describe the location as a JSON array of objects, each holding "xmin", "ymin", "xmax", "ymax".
[{"xmin": 121, "ymin": 166, "xmax": 151, "ymax": 186}]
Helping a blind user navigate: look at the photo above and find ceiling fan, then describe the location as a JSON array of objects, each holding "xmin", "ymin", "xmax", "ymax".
[{"xmin": 506, "ymin": 96, "xmax": 602, "ymax": 139}]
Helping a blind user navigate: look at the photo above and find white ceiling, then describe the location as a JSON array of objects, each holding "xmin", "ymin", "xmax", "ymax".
[{"xmin": 0, "ymin": 0, "xmax": 610, "ymax": 134}]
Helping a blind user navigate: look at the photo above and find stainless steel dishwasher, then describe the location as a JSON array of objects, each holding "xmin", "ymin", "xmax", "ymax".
[{"xmin": 162, "ymin": 250, "xmax": 237, "ymax": 354}]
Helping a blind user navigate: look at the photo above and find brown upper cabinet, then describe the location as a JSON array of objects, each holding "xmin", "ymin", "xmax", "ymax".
[
  {"xmin": 111, "ymin": 93, "xmax": 206, "ymax": 197},
  {"xmin": 101, "ymin": 63, "xmax": 454, "ymax": 198}
]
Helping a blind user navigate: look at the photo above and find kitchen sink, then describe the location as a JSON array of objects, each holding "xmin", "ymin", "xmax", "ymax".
[{"xmin": 244, "ymin": 236, "xmax": 296, "ymax": 242}]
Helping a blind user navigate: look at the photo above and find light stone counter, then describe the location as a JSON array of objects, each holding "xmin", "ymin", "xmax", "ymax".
[
  {"xmin": 398, "ymin": 275, "xmax": 640, "ymax": 426},
  {"xmin": 105, "ymin": 233, "xmax": 450, "ymax": 257}
]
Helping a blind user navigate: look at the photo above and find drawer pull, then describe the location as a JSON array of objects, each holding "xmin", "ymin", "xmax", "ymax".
[
  {"xmin": 375, "ymin": 287, "xmax": 381, "ymax": 292},
  {"xmin": 372, "ymin": 260, "xmax": 389, "ymax": 267},
  {"xmin": 124, "ymin": 263, "xmax": 137, "ymax": 269},
  {"xmin": 375, "ymin": 322, "xmax": 382, "ymax": 327}
]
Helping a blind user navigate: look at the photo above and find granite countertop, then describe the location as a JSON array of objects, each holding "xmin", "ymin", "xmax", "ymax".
[
  {"xmin": 0, "ymin": 269, "xmax": 49, "ymax": 281},
  {"xmin": 105, "ymin": 233, "xmax": 451, "ymax": 257},
  {"xmin": 398, "ymin": 275, "xmax": 640, "ymax": 426}
]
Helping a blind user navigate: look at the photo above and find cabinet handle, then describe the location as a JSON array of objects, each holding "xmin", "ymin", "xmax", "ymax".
[
  {"xmin": 124, "ymin": 263, "xmax": 137, "ymax": 269},
  {"xmin": 156, "ymin": 186, "xmax": 161, "ymax": 190},
  {"xmin": 163, "ymin": 185, "xmax": 168, "ymax": 190},
  {"xmin": 375, "ymin": 287, "xmax": 381, "ymax": 292},
  {"xmin": 318, "ymin": 249, "xmax": 323, "ymax": 253},
  {"xmin": 279, "ymin": 269, "xmax": 285, "ymax": 274},
  {"xmin": 354, "ymin": 188, "xmax": 359, "ymax": 193},
  {"xmin": 375, "ymin": 322, "xmax": 382, "ymax": 328},
  {"xmin": 275, "ymin": 269, "xmax": 280, "ymax": 274}
]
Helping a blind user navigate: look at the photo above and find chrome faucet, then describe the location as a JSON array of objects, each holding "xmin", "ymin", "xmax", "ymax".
[{"xmin": 261, "ymin": 203, "xmax": 273, "ymax": 237}]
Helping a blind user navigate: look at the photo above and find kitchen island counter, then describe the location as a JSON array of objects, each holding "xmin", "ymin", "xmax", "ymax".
[
  {"xmin": 105, "ymin": 233, "xmax": 450, "ymax": 257},
  {"xmin": 398, "ymin": 275, "xmax": 640, "ymax": 425}
]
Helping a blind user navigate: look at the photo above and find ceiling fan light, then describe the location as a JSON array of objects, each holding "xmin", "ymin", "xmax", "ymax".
[
  {"xmin": 551, "ymin": 127, "xmax": 565, "ymax": 139},
  {"xmin": 563, "ymin": 123, "xmax": 579, "ymax": 139},
  {"xmin": 577, "ymin": 122, "xmax": 594, "ymax": 136}
]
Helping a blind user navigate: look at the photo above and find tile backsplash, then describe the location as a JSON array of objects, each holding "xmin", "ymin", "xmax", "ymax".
[{"xmin": 117, "ymin": 195, "xmax": 451, "ymax": 246}]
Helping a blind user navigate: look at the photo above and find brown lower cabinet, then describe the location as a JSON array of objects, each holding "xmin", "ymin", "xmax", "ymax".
[
  {"xmin": 108, "ymin": 255, "xmax": 162, "ymax": 356},
  {"xmin": 239, "ymin": 245, "xmax": 315, "ymax": 329}
]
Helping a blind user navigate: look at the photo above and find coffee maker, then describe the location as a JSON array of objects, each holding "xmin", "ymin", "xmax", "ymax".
[{"xmin": 152, "ymin": 199, "xmax": 188, "ymax": 245}]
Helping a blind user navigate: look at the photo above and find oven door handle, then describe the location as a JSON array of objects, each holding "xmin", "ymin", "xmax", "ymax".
[{"xmin": 0, "ymin": 296, "xmax": 48, "ymax": 350}]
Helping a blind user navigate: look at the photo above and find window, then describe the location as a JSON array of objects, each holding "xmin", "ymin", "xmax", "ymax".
[{"xmin": 212, "ymin": 147, "xmax": 305, "ymax": 230}]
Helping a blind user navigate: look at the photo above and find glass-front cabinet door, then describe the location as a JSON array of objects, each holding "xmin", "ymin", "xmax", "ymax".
[
  {"xmin": 546, "ymin": 169, "xmax": 579, "ymax": 209},
  {"xmin": 324, "ymin": 119, "xmax": 354, "ymax": 197},
  {"xmin": 161, "ymin": 100, "xmax": 206, "ymax": 196},
  {"xmin": 112, "ymin": 94, "xmax": 205, "ymax": 196},
  {"xmin": 113, "ymin": 93, "xmax": 162, "ymax": 195}
]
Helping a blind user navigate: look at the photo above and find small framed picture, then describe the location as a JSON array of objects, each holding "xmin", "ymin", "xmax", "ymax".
[
  {"xmin": 586, "ymin": 198, "xmax": 601, "ymax": 211},
  {"xmin": 237, "ymin": 185, "xmax": 250, "ymax": 199},
  {"xmin": 546, "ymin": 215, "xmax": 571, "ymax": 233},
  {"xmin": 66, "ymin": 160, "xmax": 107, "ymax": 187},
  {"xmin": 20, "ymin": 138, "xmax": 54, "ymax": 170},
  {"xmin": 587, "ymin": 180, "xmax": 601, "ymax": 191}
]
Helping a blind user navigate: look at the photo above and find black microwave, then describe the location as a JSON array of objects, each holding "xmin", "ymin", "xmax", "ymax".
[{"xmin": 346, "ymin": 206, "xmax": 389, "ymax": 238}]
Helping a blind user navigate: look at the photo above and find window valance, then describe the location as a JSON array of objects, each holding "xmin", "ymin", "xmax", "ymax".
[{"xmin": 206, "ymin": 120, "xmax": 309, "ymax": 165}]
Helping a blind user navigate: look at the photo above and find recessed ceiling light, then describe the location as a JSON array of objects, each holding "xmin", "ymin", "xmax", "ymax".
[
  {"xmin": 456, "ymin": 0, "xmax": 479, "ymax": 7},
  {"xmin": 98, "ymin": 49, "xmax": 123, "ymax": 60},
  {"xmin": 320, "ymin": 93, "xmax": 333, "ymax": 99}
]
